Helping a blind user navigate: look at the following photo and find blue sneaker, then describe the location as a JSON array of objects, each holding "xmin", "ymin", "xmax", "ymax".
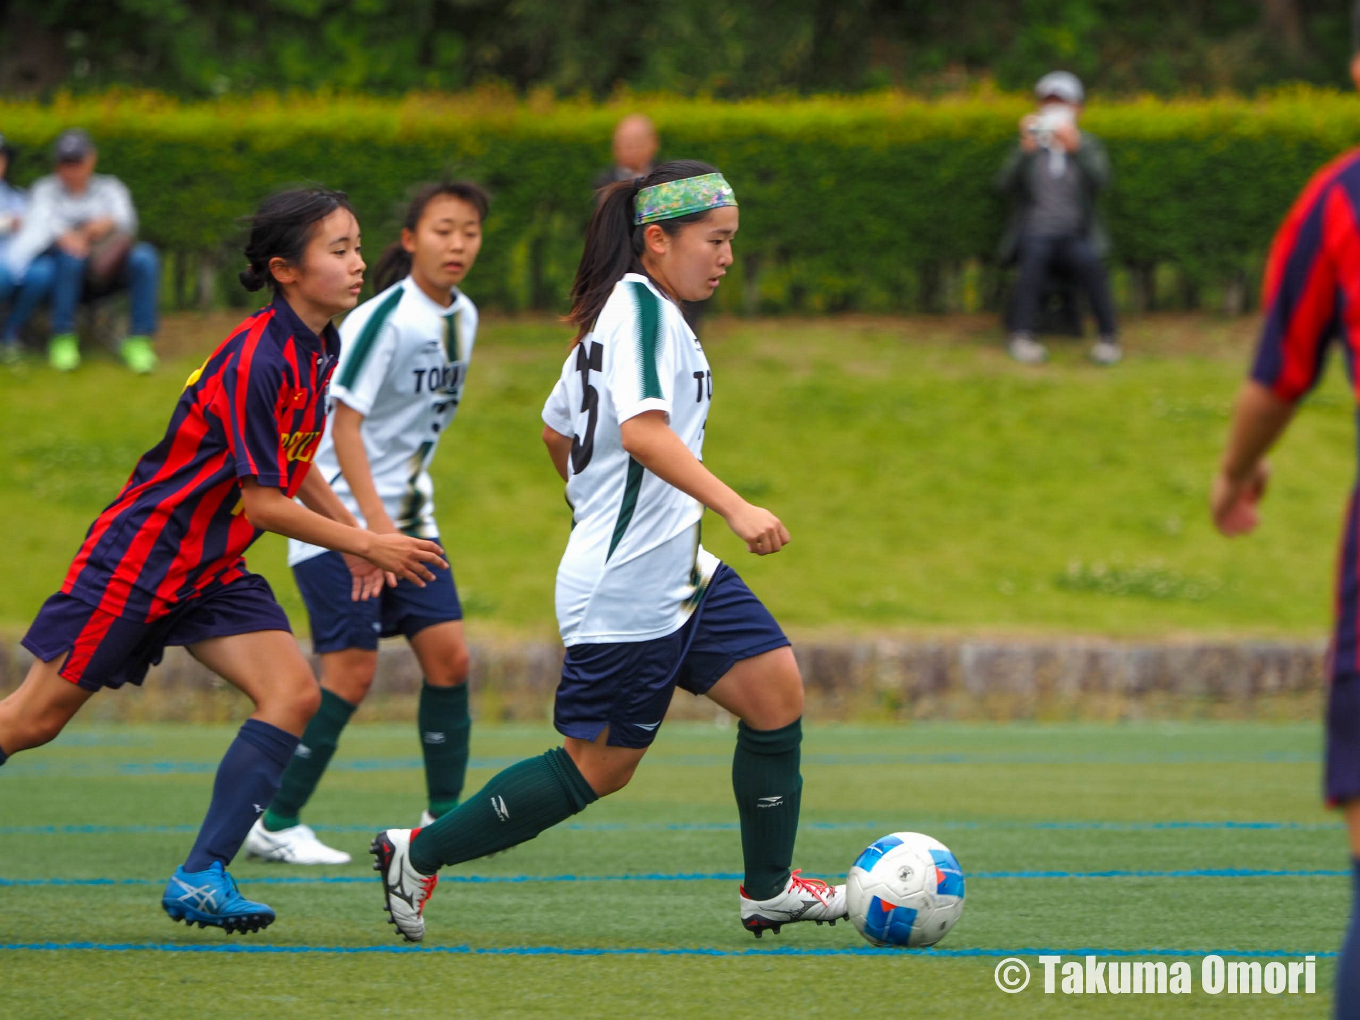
[{"xmin": 161, "ymin": 861, "xmax": 276, "ymax": 934}]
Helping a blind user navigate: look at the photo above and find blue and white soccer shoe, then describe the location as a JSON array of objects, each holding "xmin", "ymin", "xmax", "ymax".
[
  {"xmin": 739, "ymin": 869, "xmax": 847, "ymax": 938},
  {"xmin": 161, "ymin": 861, "xmax": 276, "ymax": 934}
]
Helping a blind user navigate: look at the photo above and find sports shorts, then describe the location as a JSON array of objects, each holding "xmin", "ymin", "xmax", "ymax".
[{"xmin": 1327, "ymin": 672, "xmax": 1360, "ymax": 806}]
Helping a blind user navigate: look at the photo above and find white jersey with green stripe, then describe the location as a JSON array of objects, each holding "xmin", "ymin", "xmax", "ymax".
[
  {"xmin": 288, "ymin": 276, "xmax": 478, "ymax": 566},
  {"xmin": 542, "ymin": 272, "xmax": 720, "ymax": 646}
]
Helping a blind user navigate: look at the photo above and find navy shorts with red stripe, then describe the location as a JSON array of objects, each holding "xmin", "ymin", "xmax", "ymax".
[
  {"xmin": 292, "ymin": 541, "xmax": 462, "ymax": 655},
  {"xmin": 553, "ymin": 564, "xmax": 791, "ymax": 750},
  {"xmin": 21, "ymin": 573, "xmax": 291, "ymax": 692}
]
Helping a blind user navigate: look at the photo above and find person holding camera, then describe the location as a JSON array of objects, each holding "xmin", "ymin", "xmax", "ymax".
[
  {"xmin": 6, "ymin": 128, "xmax": 160, "ymax": 373},
  {"xmin": 996, "ymin": 71, "xmax": 1119, "ymax": 366}
]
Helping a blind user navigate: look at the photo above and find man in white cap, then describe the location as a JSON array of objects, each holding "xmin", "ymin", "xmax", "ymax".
[{"xmin": 996, "ymin": 71, "xmax": 1119, "ymax": 366}]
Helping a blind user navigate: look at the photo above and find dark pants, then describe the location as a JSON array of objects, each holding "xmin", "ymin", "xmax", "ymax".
[
  {"xmin": 26, "ymin": 241, "xmax": 160, "ymax": 338},
  {"xmin": 1011, "ymin": 233, "xmax": 1117, "ymax": 339}
]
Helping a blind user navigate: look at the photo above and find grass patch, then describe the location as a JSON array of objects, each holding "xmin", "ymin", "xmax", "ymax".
[
  {"xmin": 0, "ymin": 720, "xmax": 1340, "ymax": 1018},
  {"xmin": 0, "ymin": 312, "xmax": 1349, "ymax": 639}
]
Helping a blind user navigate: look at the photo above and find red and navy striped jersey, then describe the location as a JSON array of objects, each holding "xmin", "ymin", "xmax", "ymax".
[
  {"xmin": 61, "ymin": 295, "xmax": 340, "ymax": 622},
  {"xmin": 1250, "ymin": 148, "xmax": 1360, "ymax": 676}
]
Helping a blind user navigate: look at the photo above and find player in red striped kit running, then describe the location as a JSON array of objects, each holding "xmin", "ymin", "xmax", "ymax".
[{"xmin": 0, "ymin": 187, "xmax": 445, "ymax": 934}]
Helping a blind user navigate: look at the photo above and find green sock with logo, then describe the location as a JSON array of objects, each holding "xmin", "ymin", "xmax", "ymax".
[
  {"xmin": 408, "ymin": 747, "xmax": 597, "ymax": 874},
  {"xmin": 262, "ymin": 688, "xmax": 355, "ymax": 832},
  {"xmin": 419, "ymin": 680, "xmax": 471, "ymax": 818},
  {"xmin": 732, "ymin": 717, "xmax": 803, "ymax": 901}
]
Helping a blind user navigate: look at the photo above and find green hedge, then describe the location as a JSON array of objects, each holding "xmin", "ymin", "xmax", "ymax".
[{"xmin": 0, "ymin": 89, "xmax": 1355, "ymax": 314}]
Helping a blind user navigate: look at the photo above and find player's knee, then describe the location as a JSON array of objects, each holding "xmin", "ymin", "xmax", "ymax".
[
  {"xmin": 261, "ymin": 668, "xmax": 321, "ymax": 726},
  {"xmin": 425, "ymin": 644, "xmax": 470, "ymax": 687},
  {"xmin": 1, "ymin": 703, "xmax": 69, "ymax": 751},
  {"xmin": 590, "ymin": 758, "xmax": 641, "ymax": 797}
]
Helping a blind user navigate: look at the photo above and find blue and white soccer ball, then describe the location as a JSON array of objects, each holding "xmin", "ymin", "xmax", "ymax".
[{"xmin": 846, "ymin": 831, "xmax": 965, "ymax": 947}]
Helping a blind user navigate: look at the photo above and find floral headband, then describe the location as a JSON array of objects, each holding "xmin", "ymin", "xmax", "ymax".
[{"xmin": 634, "ymin": 172, "xmax": 737, "ymax": 226}]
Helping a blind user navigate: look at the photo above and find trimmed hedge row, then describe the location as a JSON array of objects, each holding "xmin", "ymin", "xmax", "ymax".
[{"xmin": 0, "ymin": 89, "xmax": 1355, "ymax": 313}]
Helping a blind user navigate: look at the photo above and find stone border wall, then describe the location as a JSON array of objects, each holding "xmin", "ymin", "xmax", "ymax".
[{"xmin": 0, "ymin": 637, "xmax": 1327, "ymax": 724}]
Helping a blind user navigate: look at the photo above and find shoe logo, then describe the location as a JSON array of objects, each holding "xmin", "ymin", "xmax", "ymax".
[
  {"xmin": 491, "ymin": 795, "xmax": 510, "ymax": 822},
  {"xmin": 757, "ymin": 796, "xmax": 784, "ymax": 809},
  {"xmin": 371, "ymin": 621, "xmax": 382, "ymax": 632},
  {"xmin": 295, "ymin": 744, "xmax": 312, "ymax": 759},
  {"xmin": 172, "ymin": 878, "xmax": 218, "ymax": 912},
  {"xmin": 423, "ymin": 731, "xmax": 446, "ymax": 744},
  {"xmin": 253, "ymin": 804, "xmax": 266, "ymax": 814},
  {"xmin": 636, "ymin": 722, "xmax": 661, "ymax": 732}
]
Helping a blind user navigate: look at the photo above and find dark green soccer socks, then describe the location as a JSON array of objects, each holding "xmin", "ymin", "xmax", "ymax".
[
  {"xmin": 409, "ymin": 746, "xmax": 598, "ymax": 874},
  {"xmin": 418, "ymin": 681, "xmax": 471, "ymax": 818},
  {"xmin": 263, "ymin": 688, "xmax": 356, "ymax": 832},
  {"xmin": 732, "ymin": 717, "xmax": 803, "ymax": 901}
]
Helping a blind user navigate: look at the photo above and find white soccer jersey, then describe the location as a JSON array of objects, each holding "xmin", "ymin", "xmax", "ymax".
[
  {"xmin": 542, "ymin": 272, "xmax": 720, "ymax": 645},
  {"xmin": 288, "ymin": 277, "xmax": 478, "ymax": 565}
]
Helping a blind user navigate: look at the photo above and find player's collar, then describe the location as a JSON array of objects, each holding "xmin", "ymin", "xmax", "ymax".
[
  {"xmin": 271, "ymin": 293, "xmax": 340, "ymax": 357},
  {"xmin": 402, "ymin": 274, "xmax": 462, "ymax": 316}
]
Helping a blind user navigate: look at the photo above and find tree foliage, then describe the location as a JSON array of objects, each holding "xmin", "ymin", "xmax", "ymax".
[{"xmin": 0, "ymin": 0, "xmax": 1353, "ymax": 98}]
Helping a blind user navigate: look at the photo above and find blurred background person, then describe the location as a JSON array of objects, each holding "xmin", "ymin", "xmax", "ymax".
[
  {"xmin": 593, "ymin": 113, "xmax": 660, "ymax": 193},
  {"xmin": 7, "ymin": 128, "xmax": 160, "ymax": 373},
  {"xmin": 996, "ymin": 71, "xmax": 1118, "ymax": 366},
  {"xmin": 0, "ymin": 133, "xmax": 30, "ymax": 363}
]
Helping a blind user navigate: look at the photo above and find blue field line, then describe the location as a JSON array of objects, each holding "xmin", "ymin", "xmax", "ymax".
[
  {"xmin": 2, "ymin": 866, "xmax": 1349, "ymax": 889},
  {"xmin": 0, "ymin": 940, "xmax": 1337, "ymax": 960},
  {"xmin": 0, "ymin": 749, "xmax": 1321, "ymax": 777},
  {"xmin": 0, "ymin": 817, "xmax": 1343, "ymax": 837}
]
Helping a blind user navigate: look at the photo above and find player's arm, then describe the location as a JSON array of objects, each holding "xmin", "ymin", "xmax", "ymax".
[
  {"xmin": 1212, "ymin": 173, "xmax": 1338, "ymax": 537},
  {"xmin": 542, "ymin": 425, "xmax": 572, "ymax": 482},
  {"xmin": 1211, "ymin": 382, "xmax": 1293, "ymax": 536},
  {"xmin": 296, "ymin": 466, "xmax": 360, "ymax": 527},
  {"xmin": 238, "ymin": 479, "xmax": 446, "ymax": 585},
  {"xmin": 329, "ymin": 401, "xmax": 398, "ymax": 534},
  {"xmin": 619, "ymin": 410, "xmax": 789, "ymax": 555}
]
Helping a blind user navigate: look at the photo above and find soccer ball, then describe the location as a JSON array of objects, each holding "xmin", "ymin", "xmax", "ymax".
[{"xmin": 846, "ymin": 831, "xmax": 965, "ymax": 947}]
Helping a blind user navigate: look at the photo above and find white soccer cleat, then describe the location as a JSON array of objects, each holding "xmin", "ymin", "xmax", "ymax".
[
  {"xmin": 740, "ymin": 869, "xmax": 848, "ymax": 938},
  {"xmin": 419, "ymin": 810, "xmax": 436, "ymax": 828},
  {"xmin": 370, "ymin": 827, "xmax": 438, "ymax": 942},
  {"xmin": 243, "ymin": 818, "xmax": 352, "ymax": 865}
]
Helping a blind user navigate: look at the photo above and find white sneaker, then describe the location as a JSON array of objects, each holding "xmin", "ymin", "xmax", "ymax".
[
  {"xmin": 419, "ymin": 810, "xmax": 436, "ymax": 828},
  {"xmin": 244, "ymin": 818, "xmax": 352, "ymax": 865},
  {"xmin": 1089, "ymin": 338, "xmax": 1122, "ymax": 365},
  {"xmin": 739, "ymin": 869, "xmax": 847, "ymax": 938},
  {"xmin": 1008, "ymin": 333, "xmax": 1048, "ymax": 364},
  {"xmin": 370, "ymin": 827, "xmax": 438, "ymax": 942}
]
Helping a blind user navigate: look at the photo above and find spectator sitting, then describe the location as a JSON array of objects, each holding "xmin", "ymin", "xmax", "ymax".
[
  {"xmin": 7, "ymin": 128, "xmax": 159, "ymax": 373},
  {"xmin": 593, "ymin": 113, "xmax": 659, "ymax": 194},
  {"xmin": 0, "ymin": 134, "xmax": 31, "ymax": 363},
  {"xmin": 996, "ymin": 72, "xmax": 1119, "ymax": 366}
]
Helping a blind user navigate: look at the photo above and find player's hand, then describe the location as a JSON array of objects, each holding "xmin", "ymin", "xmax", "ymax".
[
  {"xmin": 1211, "ymin": 461, "xmax": 1270, "ymax": 537},
  {"xmin": 363, "ymin": 534, "xmax": 448, "ymax": 587},
  {"xmin": 342, "ymin": 553, "xmax": 390, "ymax": 601},
  {"xmin": 724, "ymin": 501, "xmax": 790, "ymax": 555}
]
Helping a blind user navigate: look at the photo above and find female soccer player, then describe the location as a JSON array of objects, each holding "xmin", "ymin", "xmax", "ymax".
[
  {"xmin": 371, "ymin": 161, "xmax": 845, "ymax": 942},
  {"xmin": 0, "ymin": 187, "xmax": 446, "ymax": 934},
  {"xmin": 245, "ymin": 182, "xmax": 490, "ymax": 865}
]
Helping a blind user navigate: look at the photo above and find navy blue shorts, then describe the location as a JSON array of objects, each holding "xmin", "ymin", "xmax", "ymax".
[
  {"xmin": 21, "ymin": 573, "xmax": 291, "ymax": 693},
  {"xmin": 554, "ymin": 564, "xmax": 791, "ymax": 749},
  {"xmin": 1327, "ymin": 673, "xmax": 1360, "ymax": 806},
  {"xmin": 292, "ymin": 541, "xmax": 462, "ymax": 655}
]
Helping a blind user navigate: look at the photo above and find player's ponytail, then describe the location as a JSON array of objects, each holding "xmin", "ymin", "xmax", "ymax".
[
  {"xmin": 372, "ymin": 180, "xmax": 491, "ymax": 293},
  {"xmin": 239, "ymin": 187, "xmax": 355, "ymax": 293},
  {"xmin": 568, "ymin": 159, "xmax": 720, "ymax": 343}
]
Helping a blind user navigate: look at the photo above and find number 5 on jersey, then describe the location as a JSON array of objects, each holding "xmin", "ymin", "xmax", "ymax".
[{"xmin": 571, "ymin": 341, "xmax": 603, "ymax": 473}]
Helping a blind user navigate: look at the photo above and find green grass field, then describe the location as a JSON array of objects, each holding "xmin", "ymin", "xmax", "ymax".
[
  {"xmin": 0, "ymin": 719, "xmax": 1342, "ymax": 1018},
  {"xmin": 0, "ymin": 312, "xmax": 1353, "ymax": 641}
]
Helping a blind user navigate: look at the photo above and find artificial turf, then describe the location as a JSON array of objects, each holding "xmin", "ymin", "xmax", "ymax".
[{"xmin": 0, "ymin": 719, "xmax": 1342, "ymax": 1018}]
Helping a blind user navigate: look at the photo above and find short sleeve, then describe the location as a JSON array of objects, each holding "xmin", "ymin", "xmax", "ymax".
[
  {"xmin": 331, "ymin": 313, "xmax": 398, "ymax": 417},
  {"xmin": 1251, "ymin": 175, "xmax": 1344, "ymax": 402},
  {"xmin": 604, "ymin": 281, "xmax": 677, "ymax": 423},
  {"xmin": 542, "ymin": 374, "xmax": 573, "ymax": 436},
  {"xmin": 222, "ymin": 345, "xmax": 287, "ymax": 488}
]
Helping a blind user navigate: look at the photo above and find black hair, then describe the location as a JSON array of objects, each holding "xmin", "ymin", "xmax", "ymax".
[
  {"xmin": 239, "ymin": 187, "xmax": 356, "ymax": 293},
  {"xmin": 372, "ymin": 181, "xmax": 491, "ymax": 293},
  {"xmin": 568, "ymin": 159, "xmax": 721, "ymax": 342}
]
